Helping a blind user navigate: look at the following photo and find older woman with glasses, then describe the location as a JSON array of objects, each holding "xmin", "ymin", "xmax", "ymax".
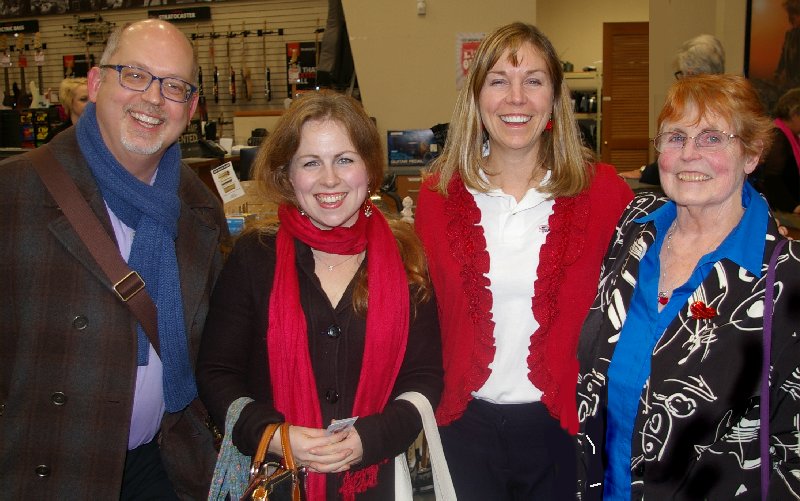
[{"xmin": 576, "ymin": 74, "xmax": 800, "ymax": 500}]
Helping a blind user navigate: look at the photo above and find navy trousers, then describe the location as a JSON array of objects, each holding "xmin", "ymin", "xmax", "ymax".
[
  {"xmin": 120, "ymin": 439, "xmax": 179, "ymax": 501},
  {"xmin": 440, "ymin": 399, "xmax": 577, "ymax": 500}
]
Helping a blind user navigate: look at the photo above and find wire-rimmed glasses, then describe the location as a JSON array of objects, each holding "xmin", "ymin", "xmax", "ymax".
[{"xmin": 653, "ymin": 130, "xmax": 739, "ymax": 153}]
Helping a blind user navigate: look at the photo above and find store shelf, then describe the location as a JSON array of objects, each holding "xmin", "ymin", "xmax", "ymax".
[{"xmin": 565, "ymin": 71, "xmax": 602, "ymax": 155}]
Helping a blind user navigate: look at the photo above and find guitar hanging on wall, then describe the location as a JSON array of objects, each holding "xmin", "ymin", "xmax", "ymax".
[
  {"xmin": 192, "ymin": 27, "xmax": 208, "ymax": 123},
  {"xmin": 1, "ymin": 35, "xmax": 14, "ymax": 109},
  {"xmin": 261, "ymin": 22, "xmax": 271, "ymax": 101},
  {"xmin": 15, "ymin": 35, "xmax": 33, "ymax": 110},
  {"xmin": 210, "ymin": 24, "xmax": 219, "ymax": 104},
  {"xmin": 32, "ymin": 33, "xmax": 49, "ymax": 109},
  {"xmin": 227, "ymin": 24, "xmax": 236, "ymax": 104},
  {"xmin": 240, "ymin": 22, "xmax": 252, "ymax": 102}
]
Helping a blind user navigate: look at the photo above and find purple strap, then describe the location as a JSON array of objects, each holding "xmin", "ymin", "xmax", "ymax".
[{"xmin": 761, "ymin": 238, "xmax": 787, "ymax": 501}]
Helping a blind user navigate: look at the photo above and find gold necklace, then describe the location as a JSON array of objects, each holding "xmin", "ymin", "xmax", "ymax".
[{"xmin": 312, "ymin": 252, "xmax": 359, "ymax": 272}]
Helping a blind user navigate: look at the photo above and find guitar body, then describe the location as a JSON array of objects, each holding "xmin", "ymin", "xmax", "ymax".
[
  {"xmin": 16, "ymin": 38, "xmax": 32, "ymax": 110},
  {"xmin": 2, "ymin": 68, "xmax": 14, "ymax": 108},
  {"xmin": 16, "ymin": 67, "xmax": 32, "ymax": 109}
]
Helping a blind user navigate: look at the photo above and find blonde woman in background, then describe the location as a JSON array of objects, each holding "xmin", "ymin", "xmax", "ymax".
[{"xmin": 44, "ymin": 77, "xmax": 88, "ymax": 143}]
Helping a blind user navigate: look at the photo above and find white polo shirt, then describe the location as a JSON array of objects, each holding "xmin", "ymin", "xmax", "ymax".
[{"xmin": 468, "ymin": 174, "xmax": 555, "ymax": 404}]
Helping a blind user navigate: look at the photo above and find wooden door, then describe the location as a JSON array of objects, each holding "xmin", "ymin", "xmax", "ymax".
[{"xmin": 601, "ymin": 22, "xmax": 649, "ymax": 172}]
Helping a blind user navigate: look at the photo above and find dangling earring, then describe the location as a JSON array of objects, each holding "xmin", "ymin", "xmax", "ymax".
[
  {"xmin": 298, "ymin": 207, "xmax": 306, "ymax": 216},
  {"xmin": 545, "ymin": 118, "xmax": 553, "ymax": 131},
  {"xmin": 363, "ymin": 198, "xmax": 373, "ymax": 218}
]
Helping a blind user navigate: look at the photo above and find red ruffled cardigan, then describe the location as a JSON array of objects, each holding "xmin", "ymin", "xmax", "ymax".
[{"xmin": 415, "ymin": 163, "xmax": 633, "ymax": 434}]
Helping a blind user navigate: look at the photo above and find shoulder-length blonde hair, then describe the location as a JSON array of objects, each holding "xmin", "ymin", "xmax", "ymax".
[
  {"xmin": 251, "ymin": 90, "xmax": 431, "ymax": 310},
  {"xmin": 429, "ymin": 21, "xmax": 594, "ymax": 198},
  {"xmin": 657, "ymin": 74, "xmax": 774, "ymax": 162}
]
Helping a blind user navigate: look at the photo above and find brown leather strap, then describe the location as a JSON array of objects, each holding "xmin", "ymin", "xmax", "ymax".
[
  {"xmin": 253, "ymin": 422, "xmax": 282, "ymax": 466},
  {"xmin": 280, "ymin": 422, "xmax": 298, "ymax": 470},
  {"xmin": 29, "ymin": 145, "xmax": 161, "ymax": 355}
]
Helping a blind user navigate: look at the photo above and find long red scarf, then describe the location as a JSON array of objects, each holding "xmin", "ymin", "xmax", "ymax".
[
  {"xmin": 775, "ymin": 117, "xmax": 800, "ymax": 176},
  {"xmin": 267, "ymin": 202, "xmax": 409, "ymax": 500}
]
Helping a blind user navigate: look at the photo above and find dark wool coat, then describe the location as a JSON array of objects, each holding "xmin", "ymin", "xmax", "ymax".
[
  {"xmin": 0, "ymin": 128, "xmax": 228, "ymax": 499},
  {"xmin": 576, "ymin": 193, "xmax": 800, "ymax": 500}
]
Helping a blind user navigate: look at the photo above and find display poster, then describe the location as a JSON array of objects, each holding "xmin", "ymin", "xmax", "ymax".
[
  {"xmin": 285, "ymin": 41, "xmax": 318, "ymax": 98},
  {"xmin": 456, "ymin": 33, "xmax": 484, "ymax": 89}
]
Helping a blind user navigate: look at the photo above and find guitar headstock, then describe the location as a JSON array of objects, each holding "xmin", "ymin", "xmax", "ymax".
[
  {"xmin": 16, "ymin": 34, "xmax": 27, "ymax": 68},
  {"xmin": 0, "ymin": 35, "xmax": 10, "ymax": 68},
  {"xmin": 34, "ymin": 33, "xmax": 45, "ymax": 66}
]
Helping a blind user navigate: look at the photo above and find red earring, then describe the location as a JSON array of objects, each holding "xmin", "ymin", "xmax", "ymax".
[{"xmin": 545, "ymin": 119, "xmax": 553, "ymax": 131}]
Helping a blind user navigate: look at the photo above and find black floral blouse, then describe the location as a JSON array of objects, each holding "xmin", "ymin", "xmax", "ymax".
[{"xmin": 576, "ymin": 193, "xmax": 800, "ymax": 500}]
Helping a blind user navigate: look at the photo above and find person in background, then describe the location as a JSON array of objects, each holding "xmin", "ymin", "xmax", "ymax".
[
  {"xmin": 0, "ymin": 19, "xmax": 228, "ymax": 499},
  {"xmin": 621, "ymin": 34, "xmax": 725, "ymax": 185},
  {"xmin": 753, "ymin": 87, "xmax": 800, "ymax": 213},
  {"xmin": 197, "ymin": 90, "xmax": 443, "ymax": 500},
  {"xmin": 576, "ymin": 74, "xmax": 800, "ymax": 499},
  {"xmin": 414, "ymin": 22, "xmax": 633, "ymax": 500},
  {"xmin": 44, "ymin": 77, "xmax": 89, "ymax": 143}
]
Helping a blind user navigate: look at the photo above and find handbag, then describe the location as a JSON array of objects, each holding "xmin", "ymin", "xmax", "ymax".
[
  {"xmin": 760, "ymin": 239, "xmax": 787, "ymax": 501},
  {"xmin": 29, "ymin": 144, "xmax": 221, "ymax": 500},
  {"xmin": 242, "ymin": 422, "xmax": 305, "ymax": 501},
  {"xmin": 394, "ymin": 392, "xmax": 457, "ymax": 501}
]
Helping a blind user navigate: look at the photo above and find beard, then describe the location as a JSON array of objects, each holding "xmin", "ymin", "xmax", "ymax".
[{"xmin": 120, "ymin": 104, "xmax": 168, "ymax": 155}]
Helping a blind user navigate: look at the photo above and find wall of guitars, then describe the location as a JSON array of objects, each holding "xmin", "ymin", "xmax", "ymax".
[{"xmin": 0, "ymin": 0, "xmax": 326, "ymax": 146}]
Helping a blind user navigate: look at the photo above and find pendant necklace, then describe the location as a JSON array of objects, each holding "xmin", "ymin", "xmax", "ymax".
[
  {"xmin": 313, "ymin": 251, "xmax": 359, "ymax": 272},
  {"xmin": 657, "ymin": 224, "xmax": 676, "ymax": 305}
]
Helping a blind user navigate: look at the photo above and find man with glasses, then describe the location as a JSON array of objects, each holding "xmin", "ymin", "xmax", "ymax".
[{"xmin": 0, "ymin": 19, "xmax": 228, "ymax": 500}]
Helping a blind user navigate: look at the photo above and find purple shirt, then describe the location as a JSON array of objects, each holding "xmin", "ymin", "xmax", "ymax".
[{"xmin": 107, "ymin": 203, "xmax": 165, "ymax": 450}]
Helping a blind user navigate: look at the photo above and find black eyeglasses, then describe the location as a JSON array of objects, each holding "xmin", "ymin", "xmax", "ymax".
[
  {"xmin": 100, "ymin": 64, "xmax": 197, "ymax": 103},
  {"xmin": 653, "ymin": 130, "xmax": 739, "ymax": 153}
]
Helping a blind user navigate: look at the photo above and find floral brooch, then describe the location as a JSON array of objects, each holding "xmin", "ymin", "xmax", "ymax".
[{"xmin": 690, "ymin": 301, "xmax": 717, "ymax": 320}]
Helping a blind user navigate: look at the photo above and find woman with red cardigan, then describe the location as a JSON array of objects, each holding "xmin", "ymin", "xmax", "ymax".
[{"xmin": 415, "ymin": 22, "xmax": 633, "ymax": 500}]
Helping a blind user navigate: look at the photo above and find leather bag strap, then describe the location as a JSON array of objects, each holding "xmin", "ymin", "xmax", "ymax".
[
  {"xmin": 29, "ymin": 145, "xmax": 161, "ymax": 355},
  {"xmin": 279, "ymin": 422, "xmax": 297, "ymax": 470},
  {"xmin": 252, "ymin": 422, "xmax": 281, "ymax": 468}
]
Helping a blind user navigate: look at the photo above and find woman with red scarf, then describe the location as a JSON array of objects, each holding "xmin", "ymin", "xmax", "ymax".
[
  {"xmin": 414, "ymin": 22, "xmax": 633, "ymax": 499},
  {"xmin": 197, "ymin": 90, "xmax": 443, "ymax": 500},
  {"xmin": 755, "ymin": 87, "xmax": 800, "ymax": 214}
]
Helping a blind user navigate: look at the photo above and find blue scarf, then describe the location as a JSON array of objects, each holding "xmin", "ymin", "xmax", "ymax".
[{"xmin": 77, "ymin": 102, "xmax": 196, "ymax": 412}]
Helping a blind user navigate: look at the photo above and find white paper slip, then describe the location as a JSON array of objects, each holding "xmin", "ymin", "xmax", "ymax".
[
  {"xmin": 211, "ymin": 161, "xmax": 246, "ymax": 203},
  {"xmin": 326, "ymin": 416, "xmax": 358, "ymax": 435}
]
